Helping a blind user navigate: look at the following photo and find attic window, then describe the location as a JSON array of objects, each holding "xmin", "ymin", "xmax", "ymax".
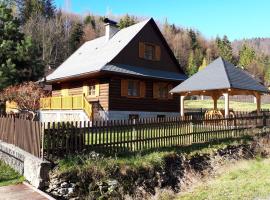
[
  {"xmin": 144, "ymin": 43, "xmax": 155, "ymax": 60},
  {"xmin": 139, "ymin": 42, "xmax": 161, "ymax": 61}
]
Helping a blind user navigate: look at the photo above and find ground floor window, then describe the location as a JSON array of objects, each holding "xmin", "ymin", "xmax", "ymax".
[
  {"xmin": 128, "ymin": 80, "xmax": 140, "ymax": 97},
  {"xmin": 89, "ymin": 84, "xmax": 96, "ymax": 96},
  {"xmin": 153, "ymin": 82, "xmax": 173, "ymax": 99}
]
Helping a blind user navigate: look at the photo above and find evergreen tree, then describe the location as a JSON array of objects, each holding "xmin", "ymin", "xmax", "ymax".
[
  {"xmin": 216, "ymin": 35, "xmax": 233, "ymax": 62},
  {"xmin": 193, "ymin": 48, "xmax": 204, "ymax": 67},
  {"xmin": 188, "ymin": 29, "xmax": 199, "ymax": 50},
  {"xmin": 198, "ymin": 57, "xmax": 207, "ymax": 71},
  {"xmin": 0, "ymin": 3, "xmax": 43, "ymax": 89},
  {"xmin": 43, "ymin": 0, "xmax": 55, "ymax": 19},
  {"xmin": 84, "ymin": 15, "xmax": 96, "ymax": 29},
  {"xmin": 18, "ymin": 0, "xmax": 55, "ymax": 23},
  {"xmin": 69, "ymin": 22, "xmax": 84, "ymax": 52},
  {"xmin": 118, "ymin": 14, "xmax": 136, "ymax": 29},
  {"xmin": 239, "ymin": 44, "xmax": 256, "ymax": 68},
  {"xmin": 187, "ymin": 52, "xmax": 197, "ymax": 76}
]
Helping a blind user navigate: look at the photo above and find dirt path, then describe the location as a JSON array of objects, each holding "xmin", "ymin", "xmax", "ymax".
[{"xmin": 0, "ymin": 183, "xmax": 54, "ymax": 200}]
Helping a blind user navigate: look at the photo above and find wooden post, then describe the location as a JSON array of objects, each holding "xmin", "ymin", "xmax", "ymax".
[
  {"xmin": 201, "ymin": 95, "xmax": 204, "ymax": 100},
  {"xmin": 180, "ymin": 95, "xmax": 185, "ymax": 117},
  {"xmin": 255, "ymin": 93, "xmax": 261, "ymax": 114},
  {"xmin": 212, "ymin": 96, "xmax": 218, "ymax": 110},
  {"xmin": 223, "ymin": 93, "xmax": 229, "ymax": 117},
  {"xmin": 253, "ymin": 96, "xmax": 256, "ymax": 104}
]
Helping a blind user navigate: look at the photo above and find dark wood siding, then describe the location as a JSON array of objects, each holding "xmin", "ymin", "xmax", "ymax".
[
  {"xmin": 110, "ymin": 20, "xmax": 183, "ymax": 74},
  {"xmin": 109, "ymin": 76, "xmax": 180, "ymax": 112}
]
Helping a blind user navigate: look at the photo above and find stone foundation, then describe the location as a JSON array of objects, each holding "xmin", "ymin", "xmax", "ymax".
[
  {"xmin": 39, "ymin": 110, "xmax": 89, "ymax": 123},
  {"xmin": 0, "ymin": 141, "xmax": 51, "ymax": 189},
  {"xmin": 40, "ymin": 109, "xmax": 179, "ymax": 122}
]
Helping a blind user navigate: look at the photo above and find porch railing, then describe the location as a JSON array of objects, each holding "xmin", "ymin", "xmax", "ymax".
[{"xmin": 40, "ymin": 95, "xmax": 92, "ymax": 119}]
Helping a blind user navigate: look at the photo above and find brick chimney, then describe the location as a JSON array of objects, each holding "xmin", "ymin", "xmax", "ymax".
[{"xmin": 104, "ymin": 18, "xmax": 119, "ymax": 41}]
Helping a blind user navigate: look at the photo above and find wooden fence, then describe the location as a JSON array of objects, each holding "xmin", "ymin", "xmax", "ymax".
[
  {"xmin": 0, "ymin": 116, "xmax": 42, "ymax": 157},
  {"xmin": 1, "ymin": 112, "xmax": 270, "ymax": 160},
  {"xmin": 43, "ymin": 112, "xmax": 270, "ymax": 159}
]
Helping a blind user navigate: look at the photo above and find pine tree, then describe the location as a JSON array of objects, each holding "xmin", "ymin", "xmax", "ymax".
[
  {"xmin": 84, "ymin": 15, "xmax": 96, "ymax": 29},
  {"xmin": 216, "ymin": 35, "xmax": 233, "ymax": 62},
  {"xmin": 43, "ymin": 0, "xmax": 55, "ymax": 19},
  {"xmin": 18, "ymin": 0, "xmax": 55, "ymax": 23},
  {"xmin": 118, "ymin": 14, "xmax": 136, "ymax": 29},
  {"xmin": 188, "ymin": 29, "xmax": 199, "ymax": 50},
  {"xmin": 198, "ymin": 57, "xmax": 207, "ymax": 71},
  {"xmin": 187, "ymin": 52, "xmax": 197, "ymax": 76},
  {"xmin": 239, "ymin": 44, "xmax": 256, "ymax": 68},
  {"xmin": 0, "ymin": 3, "xmax": 43, "ymax": 89},
  {"xmin": 69, "ymin": 22, "xmax": 84, "ymax": 52}
]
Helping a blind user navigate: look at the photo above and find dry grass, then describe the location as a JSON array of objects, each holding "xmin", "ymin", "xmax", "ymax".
[{"xmin": 177, "ymin": 158, "xmax": 270, "ymax": 200}]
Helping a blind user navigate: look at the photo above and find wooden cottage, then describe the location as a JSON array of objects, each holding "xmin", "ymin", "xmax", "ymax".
[{"xmin": 40, "ymin": 18, "xmax": 187, "ymax": 122}]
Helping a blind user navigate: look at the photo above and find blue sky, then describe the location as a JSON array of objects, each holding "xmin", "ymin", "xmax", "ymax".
[{"xmin": 54, "ymin": 0, "xmax": 270, "ymax": 41}]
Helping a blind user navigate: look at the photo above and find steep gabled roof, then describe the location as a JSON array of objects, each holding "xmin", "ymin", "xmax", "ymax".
[
  {"xmin": 46, "ymin": 19, "xmax": 151, "ymax": 82},
  {"xmin": 170, "ymin": 57, "xmax": 269, "ymax": 93},
  {"xmin": 46, "ymin": 18, "xmax": 186, "ymax": 82}
]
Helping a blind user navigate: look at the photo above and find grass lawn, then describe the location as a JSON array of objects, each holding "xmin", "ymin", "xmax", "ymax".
[
  {"xmin": 177, "ymin": 158, "xmax": 270, "ymax": 200},
  {"xmin": 0, "ymin": 161, "xmax": 24, "ymax": 187},
  {"xmin": 57, "ymin": 136, "xmax": 252, "ymax": 173},
  {"xmin": 185, "ymin": 99, "xmax": 270, "ymax": 112}
]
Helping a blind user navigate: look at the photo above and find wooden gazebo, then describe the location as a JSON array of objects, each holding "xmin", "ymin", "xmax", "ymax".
[{"xmin": 170, "ymin": 57, "xmax": 269, "ymax": 117}]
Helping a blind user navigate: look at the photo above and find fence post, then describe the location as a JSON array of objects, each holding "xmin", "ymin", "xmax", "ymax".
[
  {"xmin": 41, "ymin": 123, "xmax": 45, "ymax": 160},
  {"xmin": 263, "ymin": 112, "xmax": 266, "ymax": 127}
]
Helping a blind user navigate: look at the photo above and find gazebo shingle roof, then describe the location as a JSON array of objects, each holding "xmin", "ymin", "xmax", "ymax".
[{"xmin": 170, "ymin": 57, "xmax": 269, "ymax": 94}]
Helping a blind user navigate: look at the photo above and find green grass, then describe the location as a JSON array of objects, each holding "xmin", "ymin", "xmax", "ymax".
[
  {"xmin": 0, "ymin": 161, "xmax": 24, "ymax": 187},
  {"xmin": 177, "ymin": 158, "xmax": 270, "ymax": 200},
  {"xmin": 185, "ymin": 99, "xmax": 270, "ymax": 111},
  {"xmin": 57, "ymin": 136, "xmax": 253, "ymax": 174}
]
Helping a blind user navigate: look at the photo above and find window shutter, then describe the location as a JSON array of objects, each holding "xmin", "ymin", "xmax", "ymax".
[
  {"xmin": 139, "ymin": 42, "xmax": 145, "ymax": 58},
  {"xmin": 155, "ymin": 45, "xmax": 161, "ymax": 61},
  {"xmin": 153, "ymin": 83, "xmax": 159, "ymax": 99},
  {"xmin": 140, "ymin": 81, "xmax": 146, "ymax": 98},
  {"xmin": 83, "ymin": 85, "xmax": 89, "ymax": 96},
  {"xmin": 121, "ymin": 79, "xmax": 128, "ymax": 97},
  {"xmin": 168, "ymin": 84, "xmax": 173, "ymax": 99},
  {"xmin": 95, "ymin": 83, "xmax": 100, "ymax": 96}
]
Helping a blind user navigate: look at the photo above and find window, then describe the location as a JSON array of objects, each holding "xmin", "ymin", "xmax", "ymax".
[
  {"xmin": 121, "ymin": 79, "xmax": 145, "ymax": 98},
  {"xmin": 153, "ymin": 83, "xmax": 173, "ymax": 99},
  {"xmin": 128, "ymin": 80, "xmax": 140, "ymax": 97},
  {"xmin": 144, "ymin": 43, "xmax": 156, "ymax": 60},
  {"xmin": 158, "ymin": 84, "xmax": 168, "ymax": 99},
  {"xmin": 139, "ymin": 42, "xmax": 161, "ymax": 61},
  {"xmin": 89, "ymin": 84, "xmax": 96, "ymax": 96}
]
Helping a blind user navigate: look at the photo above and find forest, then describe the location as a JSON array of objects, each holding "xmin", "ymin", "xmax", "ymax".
[{"xmin": 1, "ymin": 0, "xmax": 270, "ymax": 90}]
